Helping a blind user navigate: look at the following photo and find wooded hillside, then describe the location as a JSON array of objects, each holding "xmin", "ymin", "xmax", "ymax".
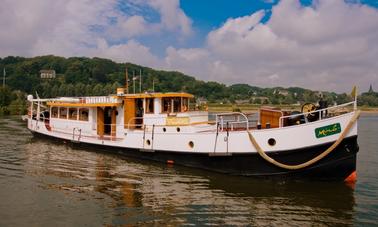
[{"xmin": 0, "ymin": 55, "xmax": 376, "ymax": 115}]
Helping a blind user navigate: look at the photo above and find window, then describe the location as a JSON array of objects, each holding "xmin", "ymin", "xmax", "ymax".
[
  {"xmin": 146, "ymin": 98, "xmax": 154, "ymax": 113},
  {"xmin": 162, "ymin": 97, "xmax": 187, "ymax": 113},
  {"xmin": 162, "ymin": 98, "xmax": 172, "ymax": 113},
  {"xmin": 51, "ymin": 107, "xmax": 59, "ymax": 118},
  {"xmin": 79, "ymin": 108, "xmax": 89, "ymax": 121},
  {"xmin": 59, "ymin": 107, "xmax": 67, "ymax": 119},
  {"xmin": 69, "ymin": 108, "xmax": 78, "ymax": 120},
  {"xmin": 173, "ymin": 97, "xmax": 181, "ymax": 112},
  {"xmin": 182, "ymin": 98, "xmax": 188, "ymax": 112}
]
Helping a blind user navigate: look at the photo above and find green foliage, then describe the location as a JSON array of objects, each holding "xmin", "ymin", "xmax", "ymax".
[
  {"xmin": 0, "ymin": 86, "xmax": 12, "ymax": 106},
  {"xmin": 359, "ymin": 92, "xmax": 378, "ymax": 106}
]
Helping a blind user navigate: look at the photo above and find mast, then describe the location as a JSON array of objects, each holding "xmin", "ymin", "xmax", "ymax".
[
  {"xmin": 133, "ymin": 71, "xmax": 136, "ymax": 94},
  {"xmin": 125, "ymin": 67, "xmax": 129, "ymax": 94}
]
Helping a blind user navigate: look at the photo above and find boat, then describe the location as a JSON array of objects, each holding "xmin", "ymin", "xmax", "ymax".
[{"xmin": 24, "ymin": 85, "xmax": 360, "ymax": 182}]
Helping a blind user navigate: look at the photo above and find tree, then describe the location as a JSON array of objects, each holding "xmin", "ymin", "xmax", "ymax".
[
  {"xmin": 0, "ymin": 86, "xmax": 12, "ymax": 106},
  {"xmin": 65, "ymin": 61, "xmax": 89, "ymax": 83},
  {"xmin": 65, "ymin": 84, "xmax": 75, "ymax": 96},
  {"xmin": 335, "ymin": 93, "xmax": 351, "ymax": 105},
  {"xmin": 74, "ymin": 83, "xmax": 85, "ymax": 96},
  {"xmin": 51, "ymin": 84, "xmax": 59, "ymax": 97},
  {"xmin": 58, "ymin": 84, "xmax": 67, "ymax": 96},
  {"xmin": 93, "ymin": 84, "xmax": 104, "ymax": 96}
]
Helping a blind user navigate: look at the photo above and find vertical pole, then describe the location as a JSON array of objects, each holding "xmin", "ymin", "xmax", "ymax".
[
  {"xmin": 143, "ymin": 124, "xmax": 146, "ymax": 149},
  {"xmin": 133, "ymin": 71, "xmax": 136, "ymax": 94},
  {"xmin": 30, "ymin": 101, "xmax": 33, "ymax": 119},
  {"xmin": 152, "ymin": 79, "xmax": 155, "ymax": 92},
  {"xmin": 37, "ymin": 101, "xmax": 40, "ymax": 121},
  {"xmin": 213, "ymin": 122, "xmax": 219, "ymax": 153},
  {"xmin": 125, "ymin": 67, "xmax": 129, "ymax": 94},
  {"xmin": 151, "ymin": 124, "xmax": 155, "ymax": 150},
  {"xmin": 354, "ymin": 91, "xmax": 358, "ymax": 110},
  {"xmin": 226, "ymin": 122, "xmax": 229, "ymax": 154}
]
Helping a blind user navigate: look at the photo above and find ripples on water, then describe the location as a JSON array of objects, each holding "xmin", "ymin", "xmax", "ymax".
[{"xmin": 0, "ymin": 115, "xmax": 377, "ymax": 226}]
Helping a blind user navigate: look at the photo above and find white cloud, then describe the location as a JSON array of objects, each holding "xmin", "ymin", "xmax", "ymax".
[
  {"xmin": 91, "ymin": 39, "xmax": 162, "ymax": 67},
  {"xmin": 147, "ymin": 0, "xmax": 192, "ymax": 36},
  {"xmin": 164, "ymin": 0, "xmax": 378, "ymax": 92},
  {"xmin": 0, "ymin": 0, "xmax": 192, "ymax": 67},
  {"xmin": 1, "ymin": 0, "xmax": 377, "ymax": 92}
]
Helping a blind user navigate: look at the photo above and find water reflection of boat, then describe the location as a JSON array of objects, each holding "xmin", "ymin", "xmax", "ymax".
[
  {"xmin": 24, "ymin": 82, "xmax": 360, "ymax": 181},
  {"xmin": 24, "ymin": 138, "xmax": 356, "ymax": 226}
]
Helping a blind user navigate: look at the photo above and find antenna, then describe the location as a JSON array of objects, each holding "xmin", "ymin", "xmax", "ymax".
[
  {"xmin": 125, "ymin": 67, "xmax": 129, "ymax": 94},
  {"xmin": 133, "ymin": 71, "xmax": 136, "ymax": 94}
]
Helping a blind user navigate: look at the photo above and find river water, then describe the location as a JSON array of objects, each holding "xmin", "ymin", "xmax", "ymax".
[{"xmin": 0, "ymin": 114, "xmax": 377, "ymax": 226}]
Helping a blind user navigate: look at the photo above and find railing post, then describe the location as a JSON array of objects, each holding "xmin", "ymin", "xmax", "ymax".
[
  {"xmin": 226, "ymin": 121, "xmax": 229, "ymax": 153},
  {"xmin": 151, "ymin": 124, "xmax": 155, "ymax": 150},
  {"xmin": 213, "ymin": 122, "xmax": 219, "ymax": 153}
]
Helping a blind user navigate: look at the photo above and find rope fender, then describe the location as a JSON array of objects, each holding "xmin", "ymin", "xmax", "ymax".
[{"xmin": 247, "ymin": 110, "xmax": 361, "ymax": 170}]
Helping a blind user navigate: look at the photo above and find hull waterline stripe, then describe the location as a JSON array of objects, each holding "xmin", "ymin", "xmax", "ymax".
[{"xmin": 247, "ymin": 110, "xmax": 360, "ymax": 170}]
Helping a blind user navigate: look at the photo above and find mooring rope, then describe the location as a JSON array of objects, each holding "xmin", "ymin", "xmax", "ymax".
[{"xmin": 247, "ymin": 110, "xmax": 361, "ymax": 170}]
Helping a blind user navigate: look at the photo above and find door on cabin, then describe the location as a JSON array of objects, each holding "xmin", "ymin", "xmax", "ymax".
[
  {"xmin": 135, "ymin": 99, "xmax": 144, "ymax": 129},
  {"xmin": 97, "ymin": 107, "xmax": 104, "ymax": 136},
  {"xmin": 104, "ymin": 107, "xmax": 112, "ymax": 135},
  {"xmin": 124, "ymin": 99, "xmax": 136, "ymax": 129}
]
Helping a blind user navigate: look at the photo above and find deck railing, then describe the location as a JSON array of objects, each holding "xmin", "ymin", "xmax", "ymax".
[
  {"xmin": 278, "ymin": 101, "xmax": 356, "ymax": 128},
  {"xmin": 82, "ymin": 96, "xmax": 120, "ymax": 104},
  {"xmin": 28, "ymin": 98, "xmax": 357, "ymax": 134},
  {"xmin": 215, "ymin": 112, "xmax": 256, "ymax": 131}
]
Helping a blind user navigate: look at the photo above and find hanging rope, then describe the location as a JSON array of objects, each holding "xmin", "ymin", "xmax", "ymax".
[{"xmin": 247, "ymin": 110, "xmax": 360, "ymax": 170}]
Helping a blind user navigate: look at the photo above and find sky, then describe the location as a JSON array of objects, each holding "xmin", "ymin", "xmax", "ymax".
[{"xmin": 1, "ymin": 0, "xmax": 378, "ymax": 93}]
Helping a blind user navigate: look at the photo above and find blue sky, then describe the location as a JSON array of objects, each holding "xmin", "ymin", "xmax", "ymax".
[
  {"xmin": 109, "ymin": 0, "xmax": 378, "ymax": 58},
  {"xmin": 1, "ymin": 0, "xmax": 378, "ymax": 92}
]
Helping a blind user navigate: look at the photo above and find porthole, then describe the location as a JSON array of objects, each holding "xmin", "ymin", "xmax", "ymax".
[
  {"xmin": 146, "ymin": 139, "xmax": 151, "ymax": 145},
  {"xmin": 163, "ymin": 127, "xmax": 166, "ymax": 132},
  {"xmin": 176, "ymin": 127, "xmax": 181, "ymax": 132},
  {"xmin": 189, "ymin": 141, "xmax": 194, "ymax": 148},
  {"xmin": 268, "ymin": 138, "xmax": 276, "ymax": 146}
]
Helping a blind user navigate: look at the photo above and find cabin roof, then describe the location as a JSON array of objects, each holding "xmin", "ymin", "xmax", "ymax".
[
  {"xmin": 121, "ymin": 92, "xmax": 194, "ymax": 99},
  {"xmin": 47, "ymin": 102, "xmax": 121, "ymax": 107},
  {"xmin": 43, "ymin": 92, "xmax": 194, "ymax": 107}
]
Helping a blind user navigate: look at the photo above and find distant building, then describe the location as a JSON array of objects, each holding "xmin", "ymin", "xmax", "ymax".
[
  {"xmin": 368, "ymin": 84, "xmax": 374, "ymax": 93},
  {"xmin": 196, "ymin": 97, "xmax": 207, "ymax": 105},
  {"xmin": 273, "ymin": 89, "xmax": 289, "ymax": 96},
  {"xmin": 40, "ymin": 70, "xmax": 56, "ymax": 79}
]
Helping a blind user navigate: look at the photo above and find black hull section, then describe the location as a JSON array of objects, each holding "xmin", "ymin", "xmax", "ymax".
[{"xmin": 31, "ymin": 132, "xmax": 358, "ymax": 181}]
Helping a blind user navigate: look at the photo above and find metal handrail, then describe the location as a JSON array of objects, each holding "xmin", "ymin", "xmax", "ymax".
[
  {"xmin": 215, "ymin": 112, "xmax": 249, "ymax": 131},
  {"xmin": 279, "ymin": 101, "xmax": 356, "ymax": 127}
]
